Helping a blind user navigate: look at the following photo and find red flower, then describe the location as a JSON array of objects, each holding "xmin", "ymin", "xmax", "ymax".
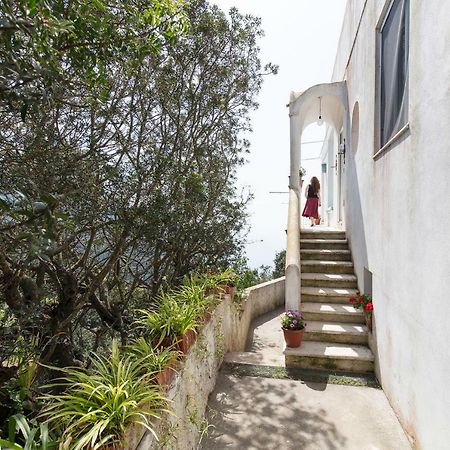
[
  {"xmin": 349, "ymin": 296, "xmax": 356, "ymax": 303},
  {"xmin": 356, "ymin": 291, "xmax": 361, "ymax": 296},
  {"xmin": 364, "ymin": 302, "xmax": 374, "ymax": 312}
]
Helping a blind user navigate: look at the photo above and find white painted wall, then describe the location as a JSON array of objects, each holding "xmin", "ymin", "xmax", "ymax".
[{"xmin": 329, "ymin": 1, "xmax": 450, "ymax": 448}]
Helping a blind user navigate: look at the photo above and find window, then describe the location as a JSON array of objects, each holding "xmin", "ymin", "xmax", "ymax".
[{"xmin": 378, "ymin": 0, "xmax": 410, "ymax": 148}]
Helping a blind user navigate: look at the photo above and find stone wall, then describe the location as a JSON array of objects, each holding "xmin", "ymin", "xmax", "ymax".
[{"xmin": 125, "ymin": 277, "xmax": 285, "ymax": 450}]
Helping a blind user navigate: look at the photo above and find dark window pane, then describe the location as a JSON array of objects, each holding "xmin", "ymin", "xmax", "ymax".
[{"xmin": 380, "ymin": 0, "xmax": 409, "ymax": 147}]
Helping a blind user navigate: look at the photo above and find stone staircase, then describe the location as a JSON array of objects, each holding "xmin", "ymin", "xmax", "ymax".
[{"xmin": 284, "ymin": 229, "xmax": 375, "ymax": 374}]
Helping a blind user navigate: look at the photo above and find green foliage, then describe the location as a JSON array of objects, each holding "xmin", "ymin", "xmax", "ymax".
[
  {"xmin": 138, "ymin": 292, "xmax": 198, "ymax": 345},
  {"xmin": 272, "ymin": 250, "xmax": 286, "ymax": 279},
  {"xmin": 0, "ymin": 335, "xmax": 41, "ymax": 421},
  {"xmin": 0, "ymin": 0, "xmax": 188, "ymax": 109},
  {"xmin": 0, "ymin": 0, "xmax": 276, "ymax": 380},
  {"xmin": 232, "ymin": 258, "xmax": 272, "ymax": 290},
  {"xmin": 126, "ymin": 338, "xmax": 177, "ymax": 378},
  {"xmin": 40, "ymin": 340, "xmax": 168, "ymax": 449},
  {"xmin": 177, "ymin": 280, "xmax": 215, "ymax": 318},
  {"xmin": 0, "ymin": 414, "xmax": 56, "ymax": 450},
  {"xmin": 189, "ymin": 269, "xmax": 237, "ymax": 291}
]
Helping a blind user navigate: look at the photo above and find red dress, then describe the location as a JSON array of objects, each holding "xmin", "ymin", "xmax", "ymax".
[{"xmin": 302, "ymin": 185, "xmax": 319, "ymax": 219}]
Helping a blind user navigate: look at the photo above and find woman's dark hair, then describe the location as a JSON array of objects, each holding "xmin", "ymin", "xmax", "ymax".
[{"xmin": 310, "ymin": 176, "xmax": 320, "ymax": 193}]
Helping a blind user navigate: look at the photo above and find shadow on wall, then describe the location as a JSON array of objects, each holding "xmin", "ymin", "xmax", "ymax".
[
  {"xmin": 201, "ymin": 375, "xmax": 347, "ymax": 450},
  {"xmin": 345, "ymin": 147, "xmax": 369, "ymax": 292}
]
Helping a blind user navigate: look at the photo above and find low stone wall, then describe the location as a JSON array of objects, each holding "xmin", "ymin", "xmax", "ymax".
[{"xmin": 126, "ymin": 277, "xmax": 285, "ymax": 450}]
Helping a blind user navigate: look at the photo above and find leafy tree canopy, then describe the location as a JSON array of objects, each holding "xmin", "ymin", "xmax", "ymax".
[
  {"xmin": 0, "ymin": 0, "xmax": 188, "ymax": 114},
  {"xmin": 0, "ymin": 0, "xmax": 276, "ymax": 375}
]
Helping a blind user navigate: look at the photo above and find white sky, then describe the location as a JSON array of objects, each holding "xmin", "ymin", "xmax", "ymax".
[{"xmin": 209, "ymin": 0, "xmax": 347, "ymax": 268}]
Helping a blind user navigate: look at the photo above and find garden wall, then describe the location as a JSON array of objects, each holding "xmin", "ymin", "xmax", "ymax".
[{"xmin": 125, "ymin": 276, "xmax": 285, "ymax": 450}]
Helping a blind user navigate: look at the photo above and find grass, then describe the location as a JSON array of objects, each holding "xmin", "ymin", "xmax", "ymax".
[{"xmin": 222, "ymin": 362, "xmax": 380, "ymax": 388}]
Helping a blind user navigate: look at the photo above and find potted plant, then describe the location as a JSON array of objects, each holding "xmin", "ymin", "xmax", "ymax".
[
  {"xmin": 214, "ymin": 269, "xmax": 237, "ymax": 297},
  {"xmin": 138, "ymin": 292, "xmax": 198, "ymax": 355},
  {"xmin": 41, "ymin": 340, "xmax": 168, "ymax": 449},
  {"xmin": 126, "ymin": 338, "xmax": 178, "ymax": 387},
  {"xmin": 177, "ymin": 279, "xmax": 216, "ymax": 325},
  {"xmin": 349, "ymin": 291, "xmax": 373, "ymax": 332},
  {"xmin": 281, "ymin": 310, "xmax": 306, "ymax": 348}
]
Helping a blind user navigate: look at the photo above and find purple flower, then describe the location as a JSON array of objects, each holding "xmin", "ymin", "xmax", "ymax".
[
  {"xmin": 290, "ymin": 323, "xmax": 295, "ymax": 328},
  {"xmin": 293, "ymin": 320, "xmax": 297, "ymax": 324}
]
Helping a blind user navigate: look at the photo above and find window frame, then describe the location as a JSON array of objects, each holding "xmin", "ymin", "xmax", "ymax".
[{"xmin": 374, "ymin": 0, "xmax": 410, "ymax": 158}]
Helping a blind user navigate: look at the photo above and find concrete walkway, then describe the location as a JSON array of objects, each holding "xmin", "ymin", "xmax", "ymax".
[{"xmin": 200, "ymin": 308, "xmax": 411, "ymax": 450}]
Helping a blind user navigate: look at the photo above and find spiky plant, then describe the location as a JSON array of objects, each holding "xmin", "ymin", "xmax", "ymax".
[
  {"xmin": 0, "ymin": 413, "xmax": 57, "ymax": 450},
  {"xmin": 40, "ymin": 340, "xmax": 168, "ymax": 450},
  {"xmin": 137, "ymin": 292, "xmax": 198, "ymax": 346},
  {"xmin": 126, "ymin": 337, "xmax": 177, "ymax": 377}
]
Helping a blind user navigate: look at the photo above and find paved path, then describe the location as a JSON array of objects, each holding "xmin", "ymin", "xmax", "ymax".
[{"xmin": 200, "ymin": 308, "xmax": 411, "ymax": 450}]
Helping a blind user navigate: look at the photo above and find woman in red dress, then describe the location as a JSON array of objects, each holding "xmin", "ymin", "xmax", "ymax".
[{"xmin": 302, "ymin": 176, "xmax": 321, "ymax": 226}]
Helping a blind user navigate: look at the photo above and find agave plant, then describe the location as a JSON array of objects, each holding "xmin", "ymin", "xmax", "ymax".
[
  {"xmin": 40, "ymin": 340, "xmax": 168, "ymax": 450},
  {"xmin": 0, "ymin": 414, "xmax": 57, "ymax": 450}
]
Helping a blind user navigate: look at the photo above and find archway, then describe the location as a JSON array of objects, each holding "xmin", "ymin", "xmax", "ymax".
[{"xmin": 285, "ymin": 82, "xmax": 349, "ymax": 311}]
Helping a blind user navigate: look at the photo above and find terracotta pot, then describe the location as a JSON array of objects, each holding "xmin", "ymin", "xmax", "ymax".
[
  {"xmin": 155, "ymin": 336, "xmax": 175, "ymax": 349},
  {"xmin": 282, "ymin": 327, "xmax": 305, "ymax": 348},
  {"xmin": 177, "ymin": 329, "xmax": 197, "ymax": 354},
  {"xmin": 365, "ymin": 312, "xmax": 373, "ymax": 332},
  {"xmin": 225, "ymin": 285, "xmax": 236, "ymax": 297},
  {"xmin": 155, "ymin": 361, "xmax": 177, "ymax": 387},
  {"xmin": 203, "ymin": 311, "xmax": 212, "ymax": 324}
]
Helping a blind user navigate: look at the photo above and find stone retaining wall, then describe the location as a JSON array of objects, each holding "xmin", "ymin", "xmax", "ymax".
[{"xmin": 125, "ymin": 277, "xmax": 285, "ymax": 450}]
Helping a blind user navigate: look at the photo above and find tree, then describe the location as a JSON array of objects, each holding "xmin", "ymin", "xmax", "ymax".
[
  {"xmin": 273, "ymin": 250, "xmax": 286, "ymax": 278},
  {"xmin": 0, "ymin": 0, "xmax": 276, "ymax": 369},
  {"xmin": 0, "ymin": 0, "xmax": 188, "ymax": 114}
]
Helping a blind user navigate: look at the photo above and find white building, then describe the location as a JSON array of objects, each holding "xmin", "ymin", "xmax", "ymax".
[{"xmin": 286, "ymin": 1, "xmax": 450, "ymax": 448}]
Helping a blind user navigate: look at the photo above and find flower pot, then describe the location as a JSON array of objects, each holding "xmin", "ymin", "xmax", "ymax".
[
  {"xmin": 225, "ymin": 285, "xmax": 236, "ymax": 297},
  {"xmin": 155, "ymin": 361, "xmax": 177, "ymax": 387},
  {"xmin": 177, "ymin": 329, "xmax": 197, "ymax": 354},
  {"xmin": 155, "ymin": 336, "xmax": 175, "ymax": 350},
  {"xmin": 203, "ymin": 311, "xmax": 212, "ymax": 324},
  {"xmin": 282, "ymin": 327, "xmax": 305, "ymax": 348}
]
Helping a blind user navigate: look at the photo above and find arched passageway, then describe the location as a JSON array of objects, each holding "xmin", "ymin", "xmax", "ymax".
[{"xmin": 285, "ymin": 82, "xmax": 349, "ymax": 310}]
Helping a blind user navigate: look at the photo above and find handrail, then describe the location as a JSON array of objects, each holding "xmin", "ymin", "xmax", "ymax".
[{"xmin": 285, "ymin": 187, "xmax": 301, "ymax": 311}]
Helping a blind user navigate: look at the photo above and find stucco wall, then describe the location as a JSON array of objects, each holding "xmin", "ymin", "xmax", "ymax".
[
  {"xmin": 332, "ymin": 1, "xmax": 450, "ymax": 448},
  {"xmin": 125, "ymin": 277, "xmax": 285, "ymax": 450}
]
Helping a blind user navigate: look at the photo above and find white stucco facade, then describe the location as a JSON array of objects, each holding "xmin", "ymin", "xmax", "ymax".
[{"xmin": 320, "ymin": 1, "xmax": 450, "ymax": 448}]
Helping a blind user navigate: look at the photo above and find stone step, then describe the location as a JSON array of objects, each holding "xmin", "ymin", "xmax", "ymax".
[
  {"xmin": 301, "ymin": 260, "xmax": 354, "ymax": 274},
  {"xmin": 303, "ymin": 321, "xmax": 368, "ymax": 345},
  {"xmin": 284, "ymin": 341, "xmax": 375, "ymax": 373},
  {"xmin": 301, "ymin": 302, "xmax": 365, "ymax": 324},
  {"xmin": 300, "ymin": 230, "xmax": 346, "ymax": 240},
  {"xmin": 301, "ymin": 286, "xmax": 357, "ymax": 303},
  {"xmin": 301, "ymin": 273, "xmax": 358, "ymax": 288},
  {"xmin": 300, "ymin": 248, "xmax": 352, "ymax": 261},
  {"xmin": 301, "ymin": 239, "xmax": 349, "ymax": 250}
]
